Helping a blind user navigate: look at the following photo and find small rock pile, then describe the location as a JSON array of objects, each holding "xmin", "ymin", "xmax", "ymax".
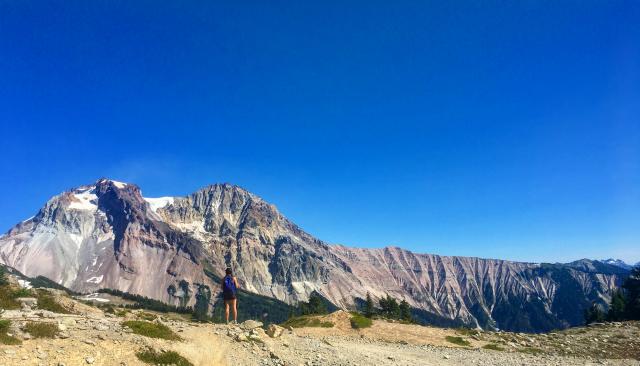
[{"xmin": 221, "ymin": 320, "xmax": 290, "ymax": 366}]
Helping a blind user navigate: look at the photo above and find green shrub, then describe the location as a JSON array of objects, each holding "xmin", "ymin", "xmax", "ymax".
[
  {"xmin": 445, "ymin": 336, "xmax": 471, "ymax": 346},
  {"xmin": 122, "ymin": 321, "xmax": 180, "ymax": 340},
  {"xmin": 116, "ymin": 309, "xmax": 129, "ymax": 317},
  {"xmin": 0, "ymin": 320, "xmax": 21, "ymax": 345},
  {"xmin": 482, "ymin": 343, "xmax": 504, "ymax": 351},
  {"xmin": 12, "ymin": 288, "xmax": 34, "ymax": 298},
  {"xmin": 350, "ymin": 313, "xmax": 373, "ymax": 329},
  {"xmin": 136, "ymin": 348, "xmax": 193, "ymax": 366},
  {"xmin": 281, "ymin": 316, "xmax": 334, "ymax": 328},
  {"xmin": 24, "ymin": 322, "xmax": 59, "ymax": 338},
  {"xmin": 36, "ymin": 290, "xmax": 71, "ymax": 314},
  {"xmin": 0, "ymin": 286, "xmax": 20, "ymax": 310}
]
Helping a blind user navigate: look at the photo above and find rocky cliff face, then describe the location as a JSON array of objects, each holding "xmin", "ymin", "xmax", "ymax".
[
  {"xmin": 0, "ymin": 179, "xmax": 213, "ymax": 305},
  {"xmin": 0, "ymin": 179, "xmax": 629, "ymax": 331}
]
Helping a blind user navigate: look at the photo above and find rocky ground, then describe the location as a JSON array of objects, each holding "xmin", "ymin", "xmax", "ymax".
[{"xmin": 0, "ymin": 289, "xmax": 638, "ymax": 366}]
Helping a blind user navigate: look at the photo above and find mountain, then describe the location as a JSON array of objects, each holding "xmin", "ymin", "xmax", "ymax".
[
  {"xmin": 598, "ymin": 259, "xmax": 635, "ymax": 271},
  {"xmin": 0, "ymin": 179, "xmax": 630, "ymax": 332}
]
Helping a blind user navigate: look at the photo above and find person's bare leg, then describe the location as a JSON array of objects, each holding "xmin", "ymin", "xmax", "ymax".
[
  {"xmin": 225, "ymin": 301, "xmax": 230, "ymax": 323},
  {"xmin": 232, "ymin": 299, "xmax": 238, "ymax": 323}
]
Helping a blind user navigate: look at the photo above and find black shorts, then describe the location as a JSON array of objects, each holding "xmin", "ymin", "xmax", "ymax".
[{"xmin": 223, "ymin": 292, "xmax": 236, "ymax": 301}]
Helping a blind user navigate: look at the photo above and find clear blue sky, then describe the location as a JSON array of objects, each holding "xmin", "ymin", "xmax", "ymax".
[{"xmin": 1, "ymin": 1, "xmax": 639, "ymax": 264}]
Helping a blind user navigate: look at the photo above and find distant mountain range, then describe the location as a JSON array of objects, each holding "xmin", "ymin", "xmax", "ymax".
[
  {"xmin": 0, "ymin": 179, "xmax": 631, "ymax": 332},
  {"xmin": 597, "ymin": 259, "xmax": 638, "ymax": 271}
]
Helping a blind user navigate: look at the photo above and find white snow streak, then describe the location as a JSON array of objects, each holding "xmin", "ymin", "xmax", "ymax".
[
  {"xmin": 78, "ymin": 293, "xmax": 110, "ymax": 303},
  {"xmin": 144, "ymin": 197, "xmax": 174, "ymax": 212},
  {"xmin": 86, "ymin": 275, "xmax": 103, "ymax": 284},
  {"xmin": 174, "ymin": 220, "xmax": 207, "ymax": 240},
  {"xmin": 69, "ymin": 190, "xmax": 98, "ymax": 211},
  {"xmin": 112, "ymin": 180, "xmax": 126, "ymax": 188}
]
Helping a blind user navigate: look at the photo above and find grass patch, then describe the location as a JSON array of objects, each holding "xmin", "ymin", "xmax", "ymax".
[
  {"xmin": 0, "ymin": 320, "xmax": 21, "ymax": 345},
  {"xmin": 281, "ymin": 316, "xmax": 334, "ymax": 328},
  {"xmin": 136, "ymin": 348, "xmax": 193, "ymax": 366},
  {"xmin": 517, "ymin": 347, "xmax": 544, "ymax": 355},
  {"xmin": 12, "ymin": 288, "xmax": 34, "ymax": 298},
  {"xmin": 1, "ymin": 286, "xmax": 69, "ymax": 314},
  {"xmin": 0, "ymin": 286, "xmax": 23, "ymax": 310},
  {"xmin": 116, "ymin": 309, "xmax": 129, "ymax": 317},
  {"xmin": 350, "ymin": 313, "xmax": 373, "ymax": 329},
  {"xmin": 456, "ymin": 327, "xmax": 480, "ymax": 336},
  {"xmin": 445, "ymin": 336, "xmax": 471, "ymax": 347},
  {"xmin": 24, "ymin": 322, "xmax": 59, "ymax": 338},
  {"xmin": 482, "ymin": 343, "xmax": 504, "ymax": 351},
  {"xmin": 35, "ymin": 290, "xmax": 71, "ymax": 314},
  {"xmin": 122, "ymin": 321, "xmax": 180, "ymax": 340},
  {"xmin": 0, "ymin": 269, "xmax": 75, "ymax": 314}
]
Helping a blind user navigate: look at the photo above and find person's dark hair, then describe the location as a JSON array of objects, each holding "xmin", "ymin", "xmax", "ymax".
[{"xmin": 225, "ymin": 267, "xmax": 232, "ymax": 276}]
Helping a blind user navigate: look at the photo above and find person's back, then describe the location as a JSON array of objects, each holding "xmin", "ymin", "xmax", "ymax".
[{"xmin": 222, "ymin": 267, "xmax": 239, "ymax": 323}]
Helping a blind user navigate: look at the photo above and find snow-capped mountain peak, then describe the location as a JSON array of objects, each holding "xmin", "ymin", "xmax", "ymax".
[{"xmin": 599, "ymin": 258, "xmax": 634, "ymax": 270}]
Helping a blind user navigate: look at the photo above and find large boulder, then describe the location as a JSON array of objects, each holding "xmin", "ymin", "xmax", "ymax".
[
  {"xmin": 16, "ymin": 297, "xmax": 37, "ymax": 311},
  {"xmin": 266, "ymin": 324, "xmax": 284, "ymax": 338},
  {"xmin": 240, "ymin": 319, "xmax": 263, "ymax": 330}
]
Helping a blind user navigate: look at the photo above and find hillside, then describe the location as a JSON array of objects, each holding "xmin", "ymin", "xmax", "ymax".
[{"xmin": 0, "ymin": 273, "xmax": 637, "ymax": 366}]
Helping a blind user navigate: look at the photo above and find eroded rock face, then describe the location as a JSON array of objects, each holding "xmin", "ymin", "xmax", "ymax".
[
  {"xmin": 0, "ymin": 179, "xmax": 629, "ymax": 331},
  {"xmin": 0, "ymin": 179, "xmax": 213, "ymax": 305}
]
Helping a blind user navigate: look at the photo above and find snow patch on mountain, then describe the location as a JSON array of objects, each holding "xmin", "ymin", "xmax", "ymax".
[
  {"xmin": 86, "ymin": 275, "xmax": 103, "ymax": 284},
  {"xmin": 68, "ymin": 187, "xmax": 98, "ymax": 212},
  {"xmin": 96, "ymin": 179, "xmax": 127, "ymax": 189},
  {"xmin": 112, "ymin": 181, "xmax": 126, "ymax": 188},
  {"xmin": 173, "ymin": 220, "xmax": 207, "ymax": 241},
  {"xmin": 144, "ymin": 197, "xmax": 175, "ymax": 212},
  {"xmin": 599, "ymin": 259, "xmax": 633, "ymax": 270}
]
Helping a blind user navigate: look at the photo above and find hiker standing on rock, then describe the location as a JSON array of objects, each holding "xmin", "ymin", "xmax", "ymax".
[{"xmin": 222, "ymin": 267, "xmax": 239, "ymax": 324}]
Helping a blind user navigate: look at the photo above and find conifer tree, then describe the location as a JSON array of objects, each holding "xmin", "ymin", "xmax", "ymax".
[
  {"xmin": 399, "ymin": 299, "xmax": 412, "ymax": 322},
  {"xmin": 607, "ymin": 289, "xmax": 626, "ymax": 321},
  {"xmin": 192, "ymin": 285, "xmax": 211, "ymax": 322},
  {"xmin": 623, "ymin": 266, "xmax": 640, "ymax": 320},
  {"xmin": 379, "ymin": 295, "xmax": 400, "ymax": 319},
  {"xmin": 364, "ymin": 292, "xmax": 375, "ymax": 318},
  {"xmin": 0, "ymin": 266, "xmax": 7, "ymax": 286},
  {"xmin": 584, "ymin": 302, "xmax": 605, "ymax": 325}
]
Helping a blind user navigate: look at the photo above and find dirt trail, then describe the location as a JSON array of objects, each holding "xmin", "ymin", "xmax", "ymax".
[{"xmin": 170, "ymin": 325, "xmax": 228, "ymax": 366}]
